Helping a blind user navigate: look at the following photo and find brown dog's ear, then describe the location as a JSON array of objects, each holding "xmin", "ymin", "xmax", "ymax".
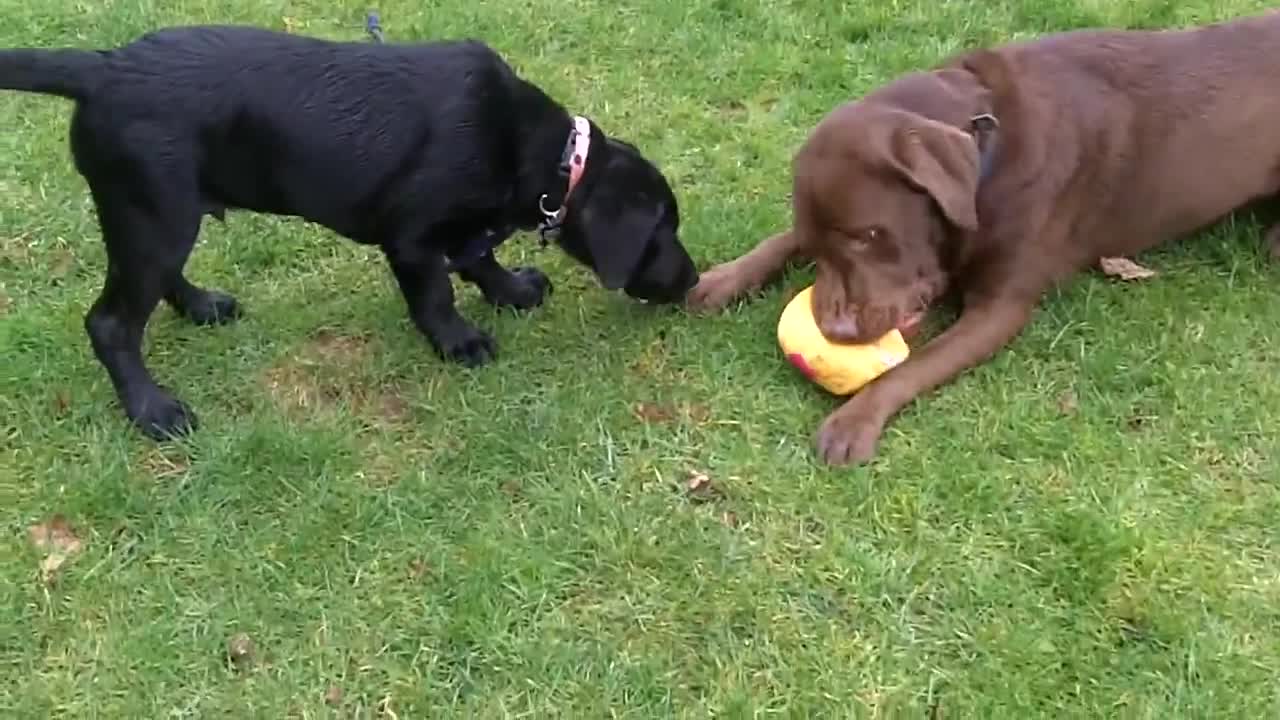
[{"xmin": 890, "ymin": 117, "xmax": 981, "ymax": 232}]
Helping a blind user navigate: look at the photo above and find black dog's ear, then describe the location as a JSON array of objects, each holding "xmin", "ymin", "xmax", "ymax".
[{"xmin": 577, "ymin": 203, "xmax": 659, "ymax": 290}]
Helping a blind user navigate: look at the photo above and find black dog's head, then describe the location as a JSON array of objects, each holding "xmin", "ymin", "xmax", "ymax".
[{"xmin": 556, "ymin": 134, "xmax": 697, "ymax": 304}]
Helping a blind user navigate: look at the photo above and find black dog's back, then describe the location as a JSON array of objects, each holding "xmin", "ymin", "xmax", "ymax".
[{"xmin": 2, "ymin": 25, "xmax": 523, "ymax": 241}]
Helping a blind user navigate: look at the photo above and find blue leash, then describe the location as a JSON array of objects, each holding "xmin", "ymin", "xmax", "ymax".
[{"xmin": 363, "ymin": 11, "xmax": 381, "ymax": 43}]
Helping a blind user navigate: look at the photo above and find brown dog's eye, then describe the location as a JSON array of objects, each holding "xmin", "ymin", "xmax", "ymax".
[{"xmin": 843, "ymin": 227, "xmax": 882, "ymax": 253}]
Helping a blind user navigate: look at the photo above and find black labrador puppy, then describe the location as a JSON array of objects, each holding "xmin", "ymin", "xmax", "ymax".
[{"xmin": 0, "ymin": 25, "xmax": 697, "ymax": 439}]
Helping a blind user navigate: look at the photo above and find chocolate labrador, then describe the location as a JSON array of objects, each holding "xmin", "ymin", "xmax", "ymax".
[
  {"xmin": 690, "ymin": 10, "xmax": 1280, "ymax": 465},
  {"xmin": 0, "ymin": 25, "xmax": 697, "ymax": 439}
]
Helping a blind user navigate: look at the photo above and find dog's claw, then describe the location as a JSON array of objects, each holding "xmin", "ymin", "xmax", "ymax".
[
  {"xmin": 816, "ymin": 404, "xmax": 884, "ymax": 466},
  {"xmin": 182, "ymin": 290, "xmax": 241, "ymax": 326},
  {"xmin": 502, "ymin": 266, "xmax": 553, "ymax": 310},
  {"xmin": 128, "ymin": 390, "xmax": 198, "ymax": 440},
  {"xmin": 686, "ymin": 261, "xmax": 749, "ymax": 312},
  {"xmin": 442, "ymin": 329, "xmax": 497, "ymax": 367}
]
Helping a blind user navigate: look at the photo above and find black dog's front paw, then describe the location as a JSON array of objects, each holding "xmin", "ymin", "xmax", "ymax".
[
  {"xmin": 183, "ymin": 290, "xmax": 241, "ymax": 326},
  {"xmin": 126, "ymin": 388, "xmax": 198, "ymax": 440},
  {"xmin": 487, "ymin": 266, "xmax": 552, "ymax": 310},
  {"xmin": 437, "ymin": 326, "xmax": 498, "ymax": 367}
]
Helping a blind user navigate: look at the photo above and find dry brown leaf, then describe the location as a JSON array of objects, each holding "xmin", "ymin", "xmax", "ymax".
[
  {"xmin": 1127, "ymin": 412, "xmax": 1157, "ymax": 431},
  {"xmin": 324, "ymin": 685, "xmax": 344, "ymax": 706},
  {"xmin": 225, "ymin": 632, "xmax": 256, "ymax": 671},
  {"xmin": 633, "ymin": 403, "xmax": 675, "ymax": 424},
  {"xmin": 51, "ymin": 390, "xmax": 70, "ymax": 417},
  {"xmin": 1056, "ymin": 390, "xmax": 1079, "ymax": 416},
  {"xmin": 718, "ymin": 98, "xmax": 747, "ymax": 117},
  {"xmin": 684, "ymin": 403, "xmax": 712, "ymax": 424},
  {"xmin": 499, "ymin": 479, "xmax": 522, "ymax": 499},
  {"xmin": 0, "ymin": 290, "xmax": 10, "ymax": 316},
  {"xmin": 28, "ymin": 515, "xmax": 85, "ymax": 583},
  {"xmin": 720, "ymin": 511, "xmax": 740, "ymax": 528},
  {"xmin": 1098, "ymin": 256, "xmax": 1157, "ymax": 281},
  {"xmin": 685, "ymin": 470, "xmax": 725, "ymax": 504},
  {"xmin": 49, "ymin": 248, "xmax": 75, "ymax": 278},
  {"xmin": 408, "ymin": 558, "xmax": 429, "ymax": 580}
]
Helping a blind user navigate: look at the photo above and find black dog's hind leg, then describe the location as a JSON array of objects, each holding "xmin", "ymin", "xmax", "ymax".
[
  {"xmin": 165, "ymin": 274, "xmax": 241, "ymax": 325},
  {"xmin": 458, "ymin": 251, "xmax": 552, "ymax": 310},
  {"xmin": 382, "ymin": 237, "xmax": 498, "ymax": 367},
  {"xmin": 85, "ymin": 178, "xmax": 203, "ymax": 439}
]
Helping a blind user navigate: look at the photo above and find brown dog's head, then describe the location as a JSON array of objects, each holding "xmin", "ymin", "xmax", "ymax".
[{"xmin": 794, "ymin": 75, "xmax": 988, "ymax": 343}]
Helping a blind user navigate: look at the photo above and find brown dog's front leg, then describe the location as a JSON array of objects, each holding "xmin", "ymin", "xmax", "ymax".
[
  {"xmin": 815, "ymin": 295, "xmax": 1037, "ymax": 466},
  {"xmin": 687, "ymin": 229, "xmax": 804, "ymax": 311}
]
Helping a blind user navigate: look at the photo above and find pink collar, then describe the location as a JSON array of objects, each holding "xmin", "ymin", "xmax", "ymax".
[
  {"xmin": 565, "ymin": 115, "xmax": 591, "ymax": 200},
  {"xmin": 539, "ymin": 115, "xmax": 592, "ymax": 233}
]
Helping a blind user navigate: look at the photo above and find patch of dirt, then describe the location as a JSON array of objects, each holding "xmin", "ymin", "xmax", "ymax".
[
  {"xmin": 323, "ymin": 685, "xmax": 344, "ymax": 706},
  {"xmin": 259, "ymin": 329, "xmax": 412, "ymax": 426},
  {"xmin": 137, "ymin": 445, "xmax": 192, "ymax": 480},
  {"xmin": 714, "ymin": 94, "xmax": 779, "ymax": 119},
  {"xmin": 50, "ymin": 389, "xmax": 71, "ymax": 418},
  {"xmin": 1040, "ymin": 468, "xmax": 1070, "ymax": 495},
  {"xmin": 499, "ymin": 478, "xmax": 523, "ymax": 500},
  {"xmin": 633, "ymin": 403, "xmax": 675, "ymax": 424},
  {"xmin": 307, "ymin": 328, "xmax": 371, "ymax": 360},
  {"xmin": 373, "ymin": 394, "xmax": 411, "ymax": 423},
  {"xmin": 354, "ymin": 440, "xmax": 437, "ymax": 488},
  {"xmin": 0, "ymin": 232, "xmax": 33, "ymax": 267},
  {"xmin": 632, "ymin": 402, "xmax": 713, "ymax": 426},
  {"xmin": 1195, "ymin": 442, "xmax": 1266, "ymax": 487},
  {"xmin": 27, "ymin": 515, "xmax": 86, "ymax": 584},
  {"xmin": 717, "ymin": 98, "xmax": 748, "ymax": 117},
  {"xmin": 47, "ymin": 247, "xmax": 75, "ymax": 280},
  {"xmin": 684, "ymin": 403, "xmax": 712, "ymax": 424},
  {"xmin": 626, "ymin": 336, "xmax": 678, "ymax": 379}
]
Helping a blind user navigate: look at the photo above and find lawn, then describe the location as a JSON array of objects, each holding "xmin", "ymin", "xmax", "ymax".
[{"xmin": 2, "ymin": 0, "xmax": 1279, "ymax": 716}]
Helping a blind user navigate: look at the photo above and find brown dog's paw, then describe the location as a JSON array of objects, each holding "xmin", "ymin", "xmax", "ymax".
[
  {"xmin": 815, "ymin": 402, "xmax": 885, "ymax": 466},
  {"xmin": 686, "ymin": 261, "xmax": 751, "ymax": 312}
]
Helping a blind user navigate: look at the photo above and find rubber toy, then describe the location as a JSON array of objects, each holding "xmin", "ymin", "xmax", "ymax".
[{"xmin": 777, "ymin": 286, "xmax": 910, "ymax": 395}]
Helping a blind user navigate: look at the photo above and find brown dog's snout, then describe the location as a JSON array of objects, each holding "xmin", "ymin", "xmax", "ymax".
[
  {"xmin": 811, "ymin": 269, "xmax": 865, "ymax": 343},
  {"xmin": 814, "ymin": 303, "xmax": 861, "ymax": 342}
]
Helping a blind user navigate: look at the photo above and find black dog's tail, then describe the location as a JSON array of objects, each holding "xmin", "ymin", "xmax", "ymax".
[{"xmin": 0, "ymin": 48, "xmax": 104, "ymax": 101}]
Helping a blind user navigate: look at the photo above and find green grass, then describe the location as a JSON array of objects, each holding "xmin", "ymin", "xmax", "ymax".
[{"xmin": 3, "ymin": 0, "xmax": 1280, "ymax": 716}]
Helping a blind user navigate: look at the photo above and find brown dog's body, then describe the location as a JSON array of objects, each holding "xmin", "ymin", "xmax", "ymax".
[{"xmin": 690, "ymin": 11, "xmax": 1280, "ymax": 464}]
